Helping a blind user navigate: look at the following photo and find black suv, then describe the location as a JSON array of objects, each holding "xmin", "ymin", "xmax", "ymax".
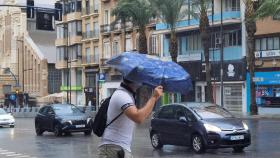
[{"xmin": 35, "ymin": 104, "xmax": 93, "ymax": 136}]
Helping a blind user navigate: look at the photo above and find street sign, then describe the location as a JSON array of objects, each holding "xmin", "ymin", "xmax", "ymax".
[
  {"xmin": 9, "ymin": 94, "xmax": 16, "ymax": 101},
  {"xmin": 99, "ymin": 73, "xmax": 105, "ymax": 81}
]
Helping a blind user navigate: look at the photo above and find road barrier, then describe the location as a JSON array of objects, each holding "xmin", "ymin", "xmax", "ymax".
[{"xmin": 3, "ymin": 106, "xmax": 97, "ymax": 118}]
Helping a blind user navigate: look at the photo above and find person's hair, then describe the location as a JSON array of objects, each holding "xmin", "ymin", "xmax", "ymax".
[{"xmin": 123, "ymin": 77, "xmax": 133, "ymax": 84}]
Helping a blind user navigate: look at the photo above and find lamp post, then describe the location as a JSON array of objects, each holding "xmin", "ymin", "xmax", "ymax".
[
  {"xmin": 2, "ymin": 67, "xmax": 20, "ymax": 107},
  {"xmin": 220, "ymin": 0, "xmax": 224, "ymax": 107}
]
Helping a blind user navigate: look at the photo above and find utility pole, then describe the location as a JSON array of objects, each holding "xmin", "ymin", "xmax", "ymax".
[{"xmin": 220, "ymin": 0, "xmax": 224, "ymax": 107}]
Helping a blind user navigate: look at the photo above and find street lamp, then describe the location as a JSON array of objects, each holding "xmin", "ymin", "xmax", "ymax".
[{"xmin": 220, "ymin": 0, "xmax": 224, "ymax": 107}]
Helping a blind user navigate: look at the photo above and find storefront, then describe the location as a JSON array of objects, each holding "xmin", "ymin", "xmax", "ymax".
[{"xmin": 249, "ymin": 71, "xmax": 280, "ymax": 108}]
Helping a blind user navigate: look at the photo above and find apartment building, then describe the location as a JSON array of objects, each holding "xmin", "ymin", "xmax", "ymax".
[
  {"xmin": 55, "ymin": 0, "xmax": 83, "ymax": 105},
  {"xmin": 0, "ymin": 0, "xmax": 61, "ymax": 107},
  {"xmin": 154, "ymin": 0, "xmax": 247, "ymax": 113},
  {"xmin": 249, "ymin": 16, "xmax": 280, "ymax": 114}
]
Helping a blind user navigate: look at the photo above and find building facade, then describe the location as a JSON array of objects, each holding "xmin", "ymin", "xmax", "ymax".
[
  {"xmin": 154, "ymin": 0, "xmax": 247, "ymax": 113},
  {"xmin": 0, "ymin": 0, "xmax": 60, "ymax": 107},
  {"xmin": 247, "ymin": 16, "xmax": 280, "ymax": 114}
]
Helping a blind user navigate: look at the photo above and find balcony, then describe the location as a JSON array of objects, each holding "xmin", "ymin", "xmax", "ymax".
[
  {"xmin": 66, "ymin": 12, "xmax": 82, "ymax": 22},
  {"xmin": 111, "ymin": 23, "xmax": 122, "ymax": 34},
  {"xmin": 69, "ymin": 34, "xmax": 82, "ymax": 45},
  {"xmin": 55, "ymin": 38, "xmax": 67, "ymax": 46},
  {"xmin": 82, "ymin": 55, "xmax": 99, "ymax": 66},
  {"xmin": 82, "ymin": 31, "xmax": 99, "ymax": 41},
  {"xmin": 55, "ymin": 60, "xmax": 67, "ymax": 69},
  {"xmin": 125, "ymin": 21, "xmax": 133, "ymax": 31},
  {"xmin": 156, "ymin": 11, "xmax": 241, "ymax": 31},
  {"xmin": 101, "ymin": 24, "xmax": 111, "ymax": 35}
]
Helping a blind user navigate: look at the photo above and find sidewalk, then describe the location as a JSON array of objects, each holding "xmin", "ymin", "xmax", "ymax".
[{"xmin": 234, "ymin": 113, "xmax": 280, "ymax": 119}]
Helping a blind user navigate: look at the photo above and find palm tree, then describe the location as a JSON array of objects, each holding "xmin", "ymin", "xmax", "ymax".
[
  {"xmin": 255, "ymin": 0, "xmax": 280, "ymax": 19},
  {"xmin": 112, "ymin": 0, "xmax": 155, "ymax": 54},
  {"xmin": 192, "ymin": 0, "xmax": 213, "ymax": 103},
  {"xmin": 245, "ymin": 0, "xmax": 258, "ymax": 115},
  {"xmin": 150, "ymin": 0, "xmax": 187, "ymax": 63}
]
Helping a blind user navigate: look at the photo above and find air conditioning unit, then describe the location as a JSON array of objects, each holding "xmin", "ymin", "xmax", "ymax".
[{"xmin": 215, "ymin": 37, "xmax": 221, "ymax": 48}]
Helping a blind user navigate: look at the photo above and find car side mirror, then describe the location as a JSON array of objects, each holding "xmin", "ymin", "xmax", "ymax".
[
  {"xmin": 179, "ymin": 116, "xmax": 188, "ymax": 123},
  {"xmin": 48, "ymin": 111, "xmax": 54, "ymax": 115}
]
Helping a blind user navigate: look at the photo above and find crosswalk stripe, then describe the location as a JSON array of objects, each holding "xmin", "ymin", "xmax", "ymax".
[
  {"xmin": 0, "ymin": 152, "xmax": 15, "ymax": 154},
  {"xmin": 7, "ymin": 153, "xmax": 22, "ymax": 157},
  {"xmin": 14, "ymin": 156, "xmax": 31, "ymax": 158}
]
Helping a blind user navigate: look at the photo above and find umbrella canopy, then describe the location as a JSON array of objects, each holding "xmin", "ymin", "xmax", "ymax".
[{"xmin": 106, "ymin": 52, "xmax": 192, "ymax": 94}]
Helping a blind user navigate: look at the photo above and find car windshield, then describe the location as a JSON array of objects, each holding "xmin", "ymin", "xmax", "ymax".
[
  {"xmin": 0, "ymin": 108, "xmax": 7, "ymax": 115},
  {"xmin": 192, "ymin": 106, "xmax": 233, "ymax": 119},
  {"xmin": 53, "ymin": 104, "xmax": 82, "ymax": 115}
]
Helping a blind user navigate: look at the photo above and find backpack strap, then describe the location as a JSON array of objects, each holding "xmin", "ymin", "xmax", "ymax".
[{"xmin": 105, "ymin": 111, "xmax": 123, "ymax": 128}]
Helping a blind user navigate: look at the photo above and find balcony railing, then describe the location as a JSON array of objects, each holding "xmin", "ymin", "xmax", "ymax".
[
  {"xmin": 82, "ymin": 31, "xmax": 99, "ymax": 39},
  {"xmin": 83, "ymin": 55, "xmax": 99, "ymax": 65},
  {"xmin": 100, "ymin": 24, "xmax": 111, "ymax": 34}
]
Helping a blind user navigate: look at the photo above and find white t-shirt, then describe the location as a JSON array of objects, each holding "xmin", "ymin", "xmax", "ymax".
[{"xmin": 100, "ymin": 86, "xmax": 136, "ymax": 152}]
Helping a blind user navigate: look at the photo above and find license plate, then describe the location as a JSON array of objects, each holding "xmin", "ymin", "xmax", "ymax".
[
  {"xmin": 75, "ymin": 125, "xmax": 85, "ymax": 128},
  {"xmin": 230, "ymin": 135, "xmax": 244, "ymax": 140}
]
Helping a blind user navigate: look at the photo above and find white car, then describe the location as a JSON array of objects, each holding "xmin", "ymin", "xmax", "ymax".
[{"xmin": 0, "ymin": 108, "xmax": 15, "ymax": 128}]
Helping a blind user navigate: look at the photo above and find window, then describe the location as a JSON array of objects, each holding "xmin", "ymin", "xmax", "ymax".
[
  {"xmin": 63, "ymin": 70, "xmax": 68, "ymax": 86},
  {"xmin": 255, "ymin": 39, "xmax": 261, "ymax": 51},
  {"xmin": 94, "ymin": 46, "xmax": 99, "ymax": 63},
  {"xmin": 268, "ymin": 38, "xmax": 274, "ymax": 50},
  {"xmin": 126, "ymin": 38, "xmax": 132, "ymax": 51},
  {"xmin": 104, "ymin": 10, "xmax": 109, "ymax": 25},
  {"xmin": 113, "ymin": 41, "xmax": 119, "ymax": 55},
  {"xmin": 76, "ymin": 69, "xmax": 82, "ymax": 86},
  {"xmin": 86, "ymin": 73, "xmax": 95, "ymax": 87},
  {"xmin": 86, "ymin": 47, "xmax": 91, "ymax": 63},
  {"xmin": 39, "ymin": 107, "xmax": 49, "ymax": 115},
  {"xmin": 94, "ymin": 0, "xmax": 99, "ymax": 12},
  {"xmin": 86, "ymin": 22, "xmax": 91, "ymax": 38},
  {"xmin": 274, "ymin": 37, "xmax": 280, "ymax": 50},
  {"xmin": 261, "ymin": 38, "xmax": 267, "ymax": 50},
  {"xmin": 225, "ymin": 0, "xmax": 240, "ymax": 11},
  {"xmin": 158, "ymin": 106, "xmax": 175, "ymax": 119},
  {"xmin": 103, "ymin": 42, "xmax": 110, "ymax": 58},
  {"xmin": 223, "ymin": 30, "xmax": 241, "ymax": 47},
  {"xmin": 57, "ymin": 25, "xmax": 64, "ymax": 39},
  {"xmin": 85, "ymin": 0, "xmax": 90, "ymax": 14},
  {"xmin": 56, "ymin": 46, "xmax": 65, "ymax": 61},
  {"xmin": 93, "ymin": 22, "xmax": 99, "ymax": 37},
  {"xmin": 150, "ymin": 35, "xmax": 157, "ymax": 54}
]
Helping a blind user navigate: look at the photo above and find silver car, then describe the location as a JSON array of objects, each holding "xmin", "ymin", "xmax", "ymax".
[{"xmin": 0, "ymin": 108, "xmax": 15, "ymax": 128}]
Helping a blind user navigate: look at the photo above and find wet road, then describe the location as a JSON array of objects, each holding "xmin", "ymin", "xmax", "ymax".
[{"xmin": 0, "ymin": 118, "xmax": 280, "ymax": 158}]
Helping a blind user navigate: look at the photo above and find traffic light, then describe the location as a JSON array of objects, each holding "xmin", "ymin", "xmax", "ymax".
[
  {"xmin": 55, "ymin": 2, "xmax": 62, "ymax": 21},
  {"xmin": 27, "ymin": 0, "xmax": 34, "ymax": 18}
]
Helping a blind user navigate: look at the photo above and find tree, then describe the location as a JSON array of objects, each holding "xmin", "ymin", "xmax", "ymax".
[
  {"xmin": 255, "ymin": 0, "xmax": 280, "ymax": 19},
  {"xmin": 245, "ymin": 0, "xmax": 258, "ymax": 115},
  {"xmin": 150, "ymin": 0, "xmax": 187, "ymax": 63},
  {"xmin": 112, "ymin": 0, "xmax": 155, "ymax": 54},
  {"xmin": 192, "ymin": 0, "xmax": 213, "ymax": 103}
]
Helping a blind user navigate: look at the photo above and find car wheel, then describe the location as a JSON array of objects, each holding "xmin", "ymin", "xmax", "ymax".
[
  {"xmin": 84, "ymin": 130, "xmax": 92, "ymax": 136},
  {"xmin": 10, "ymin": 125, "xmax": 14, "ymax": 128},
  {"xmin": 192, "ymin": 134, "xmax": 205, "ymax": 153},
  {"xmin": 151, "ymin": 132, "xmax": 163, "ymax": 149},
  {"xmin": 54, "ymin": 125, "xmax": 62, "ymax": 137},
  {"xmin": 35, "ymin": 124, "xmax": 44, "ymax": 136},
  {"xmin": 233, "ymin": 147, "xmax": 245, "ymax": 152}
]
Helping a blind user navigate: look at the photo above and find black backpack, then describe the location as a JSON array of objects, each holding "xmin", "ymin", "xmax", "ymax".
[{"xmin": 92, "ymin": 96, "xmax": 123, "ymax": 137}]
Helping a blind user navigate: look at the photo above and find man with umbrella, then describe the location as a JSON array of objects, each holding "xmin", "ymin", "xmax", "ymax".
[
  {"xmin": 98, "ymin": 52, "xmax": 192, "ymax": 158},
  {"xmin": 98, "ymin": 78, "xmax": 163, "ymax": 158}
]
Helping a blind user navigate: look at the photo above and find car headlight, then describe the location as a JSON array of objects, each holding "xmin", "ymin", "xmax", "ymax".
[
  {"xmin": 242, "ymin": 121, "xmax": 249, "ymax": 130},
  {"xmin": 204, "ymin": 123, "xmax": 222, "ymax": 133},
  {"xmin": 61, "ymin": 119, "xmax": 72, "ymax": 125},
  {"xmin": 87, "ymin": 118, "xmax": 92, "ymax": 124},
  {"xmin": 10, "ymin": 118, "xmax": 15, "ymax": 122}
]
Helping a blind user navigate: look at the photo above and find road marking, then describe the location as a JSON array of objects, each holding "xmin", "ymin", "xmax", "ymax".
[{"xmin": 0, "ymin": 148, "xmax": 36, "ymax": 158}]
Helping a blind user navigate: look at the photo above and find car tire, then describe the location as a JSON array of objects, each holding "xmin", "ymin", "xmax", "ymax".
[
  {"xmin": 10, "ymin": 125, "xmax": 15, "ymax": 128},
  {"xmin": 151, "ymin": 132, "xmax": 163, "ymax": 149},
  {"xmin": 35, "ymin": 124, "xmax": 44, "ymax": 136},
  {"xmin": 233, "ymin": 147, "xmax": 245, "ymax": 152},
  {"xmin": 54, "ymin": 125, "xmax": 62, "ymax": 137},
  {"xmin": 192, "ymin": 134, "xmax": 205, "ymax": 154},
  {"xmin": 84, "ymin": 130, "xmax": 92, "ymax": 136}
]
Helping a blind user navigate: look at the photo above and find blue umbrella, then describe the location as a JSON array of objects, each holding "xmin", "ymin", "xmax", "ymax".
[{"xmin": 106, "ymin": 51, "xmax": 192, "ymax": 94}]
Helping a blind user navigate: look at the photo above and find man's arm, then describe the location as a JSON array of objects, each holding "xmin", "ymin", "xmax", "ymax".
[{"xmin": 124, "ymin": 86, "xmax": 163, "ymax": 124}]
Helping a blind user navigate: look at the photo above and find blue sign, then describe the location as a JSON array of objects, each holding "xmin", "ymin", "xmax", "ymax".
[
  {"xmin": 254, "ymin": 71, "xmax": 280, "ymax": 85},
  {"xmin": 9, "ymin": 94, "xmax": 16, "ymax": 101},
  {"xmin": 99, "ymin": 73, "xmax": 105, "ymax": 81}
]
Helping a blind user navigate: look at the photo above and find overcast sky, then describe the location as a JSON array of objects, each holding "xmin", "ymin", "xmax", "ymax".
[{"xmin": 0, "ymin": 0, "xmax": 57, "ymax": 8}]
